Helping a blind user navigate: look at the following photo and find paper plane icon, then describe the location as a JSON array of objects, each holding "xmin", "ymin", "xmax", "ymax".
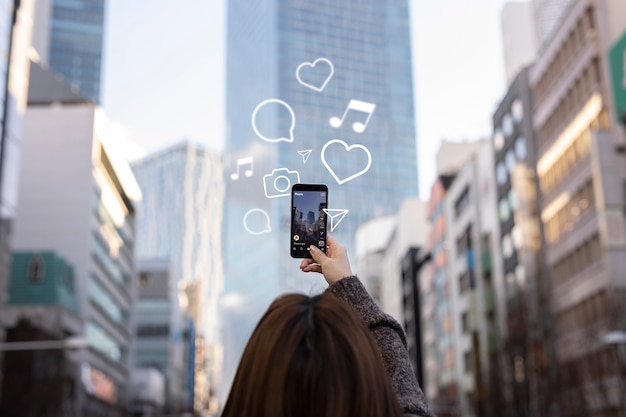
[
  {"xmin": 297, "ymin": 149, "xmax": 312, "ymax": 164},
  {"xmin": 322, "ymin": 209, "xmax": 349, "ymax": 232}
]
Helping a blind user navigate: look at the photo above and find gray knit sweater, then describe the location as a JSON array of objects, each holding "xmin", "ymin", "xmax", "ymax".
[{"xmin": 325, "ymin": 276, "xmax": 437, "ymax": 417}]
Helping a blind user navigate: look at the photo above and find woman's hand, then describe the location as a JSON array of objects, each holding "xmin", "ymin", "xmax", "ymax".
[{"xmin": 299, "ymin": 235, "xmax": 353, "ymax": 285}]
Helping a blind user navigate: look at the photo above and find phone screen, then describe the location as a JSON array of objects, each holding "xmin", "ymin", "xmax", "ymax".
[{"xmin": 291, "ymin": 184, "xmax": 328, "ymax": 258}]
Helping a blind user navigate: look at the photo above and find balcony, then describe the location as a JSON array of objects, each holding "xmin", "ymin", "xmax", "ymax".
[{"xmin": 481, "ymin": 250, "xmax": 491, "ymax": 274}]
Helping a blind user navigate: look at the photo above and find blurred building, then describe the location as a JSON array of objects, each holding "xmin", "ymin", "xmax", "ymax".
[
  {"xmin": 401, "ymin": 247, "xmax": 431, "ymax": 388},
  {"xmin": 0, "ymin": 0, "xmax": 35, "ymax": 353},
  {"xmin": 31, "ymin": 0, "xmax": 107, "ymax": 103},
  {"xmin": 132, "ymin": 259, "xmax": 187, "ymax": 414},
  {"xmin": 492, "ymin": 66, "xmax": 557, "ymax": 417},
  {"xmin": 529, "ymin": 0, "xmax": 626, "ymax": 415},
  {"xmin": 223, "ymin": 0, "xmax": 420, "ymax": 398},
  {"xmin": 131, "ymin": 141, "xmax": 224, "ymax": 415},
  {"xmin": 356, "ymin": 216, "xmax": 396, "ymax": 306},
  {"xmin": 0, "ymin": 251, "xmax": 83, "ymax": 417},
  {"xmin": 356, "ymin": 198, "xmax": 429, "ymax": 381},
  {"xmin": 443, "ymin": 139, "xmax": 501, "ymax": 417},
  {"xmin": 531, "ymin": 0, "xmax": 574, "ymax": 49},
  {"xmin": 129, "ymin": 368, "xmax": 165, "ymax": 417},
  {"xmin": 421, "ymin": 174, "xmax": 456, "ymax": 416},
  {"xmin": 436, "ymin": 140, "xmax": 487, "ymax": 176},
  {"xmin": 12, "ymin": 64, "xmax": 141, "ymax": 416},
  {"xmin": 379, "ymin": 199, "xmax": 429, "ymax": 323},
  {"xmin": 500, "ymin": 2, "xmax": 537, "ymax": 86}
]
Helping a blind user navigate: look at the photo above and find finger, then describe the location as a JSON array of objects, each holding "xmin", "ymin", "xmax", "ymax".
[
  {"xmin": 309, "ymin": 245, "xmax": 328, "ymax": 264},
  {"xmin": 301, "ymin": 264, "xmax": 322, "ymax": 273},
  {"xmin": 300, "ymin": 258, "xmax": 315, "ymax": 269},
  {"xmin": 325, "ymin": 235, "xmax": 344, "ymax": 257}
]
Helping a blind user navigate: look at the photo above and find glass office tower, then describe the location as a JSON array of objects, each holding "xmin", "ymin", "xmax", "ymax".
[
  {"xmin": 222, "ymin": 0, "xmax": 419, "ymax": 398},
  {"xmin": 132, "ymin": 141, "xmax": 224, "ymax": 415},
  {"xmin": 36, "ymin": 0, "xmax": 106, "ymax": 103}
]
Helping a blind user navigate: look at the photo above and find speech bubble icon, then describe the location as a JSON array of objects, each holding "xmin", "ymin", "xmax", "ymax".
[
  {"xmin": 251, "ymin": 98, "xmax": 295, "ymax": 143},
  {"xmin": 243, "ymin": 208, "xmax": 271, "ymax": 235}
]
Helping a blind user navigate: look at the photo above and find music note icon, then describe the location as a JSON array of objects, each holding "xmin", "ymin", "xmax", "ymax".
[
  {"xmin": 329, "ymin": 99, "xmax": 376, "ymax": 133},
  {"xmin": 230, "ymin": 156, "xmax": 254, "ymax": 180}
]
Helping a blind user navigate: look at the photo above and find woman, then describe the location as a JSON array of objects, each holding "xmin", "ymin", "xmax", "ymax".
[{"xmin": 221, "ymin": 236, "xmax": 435, "ymax": 417}]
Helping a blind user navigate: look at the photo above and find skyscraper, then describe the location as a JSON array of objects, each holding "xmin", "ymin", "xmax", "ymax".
[
  {"xmin": 32, "ymin": 0, "xmax": 106, "ymax": 103},
  {"xmin": 223, "ymin": 0, "xmax": 419, "ymax": 398},
  {"xmin": 131, "ymin": 141, "xmax": 224, "ymax": 416}
]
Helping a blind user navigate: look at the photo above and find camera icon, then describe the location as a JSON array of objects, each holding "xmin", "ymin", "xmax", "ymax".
[{"xmin": 263, "ymin": 168, "xmax": 301, "ymax": 198}]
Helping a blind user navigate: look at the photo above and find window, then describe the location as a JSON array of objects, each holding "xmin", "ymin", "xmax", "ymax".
[
  {"xmin": 511, "ymin": 99, "xmax": 523, "ymax": 122},
  {"xmin": 552, "ymin": 233, "xmax": 602, "ymax": 286},
  {"xmin": 86, "ymin": 322, "xmax": 122, "ymax": 362},
  {"xmin": 461, "ymin": 311, "xmax": 470, "ymax": 333},
  {"xmin": 544, "ymin": 180, "xmax": 595, "ymax": 242},
  {"xmin": 514, "ymin": 137, "xmax": 526, "ymax": 160},
  {"xmin": 139, "ymin": 273, "xmax": 149, "ymax": 287},
  {"xmin": 89, "ymin": 276, "xmax": 125, "ymax": 323},
  {"xmin": 61, "ymin": 266, "xmax": 74, "ymax": 292},
  {"xmin": 459, "ymin": 272, "xmax": 470, "ymax": 294},
  {"xmin": 502, "ymin": 234, "xmax": 513, "ymax": 258},
  {"xmin": 496, "ymin": 162, "xmax": 508, "ymax": 185},
  {"xmin": 515, "ymin": 265, "xmax": 525, "ymax": 287},
  {"xmin": 505, "ymin": 150, "xmax": 516, "ymax": 172},
  {"xmin": 28, "ymin": 255, "xmax": 45, "ymax": 282},
  {"xmin": 137, "ymin": 324, "xmax": 170, "ymax": 338},
  {"xmin": 508, "ymin": 188, "xmax": 518, "ymax": 211},
  {"xmin": 493, "ymin": 129, "xmax": 505, "ymax": 150},
  {"xmin": 454, "ymin": 187, "xmax": 470, "ymax": 218},
  {"xmin": 511, "ymin": 226, "xmax": 523, "ymax": 249},
  {"xmin": 502, "ymin": 114, "xmax": 513, "ymax": 136},
  {"xmin": 464, "ymin": 350, "xmax": 475, "ymax": 373},
  {"xmin": 505, "ymin": 272, "xmax": 517, "ymax": 299},
  {"xmin": 499, "ymin": 198, "xmax": 511, "ymax": 222}
]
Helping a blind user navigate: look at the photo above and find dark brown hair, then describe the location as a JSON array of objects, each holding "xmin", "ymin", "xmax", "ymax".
[{"xmin": 221, "ymin": 293, "xmax": 403, "ymax": 417}]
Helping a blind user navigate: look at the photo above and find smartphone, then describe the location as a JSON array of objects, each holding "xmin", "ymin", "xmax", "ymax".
[{"xmin": 290, "ymin": 183, "xmax": 328, "ymax": 258}]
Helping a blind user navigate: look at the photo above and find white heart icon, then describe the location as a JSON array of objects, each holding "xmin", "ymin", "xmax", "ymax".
[
  {"xmin": 321, "ymin": 139, "xmax": 372, "ymax": 185},
  {"xmin": 296, "ymin": 58, "xmax": 334, "ymax": 92}
]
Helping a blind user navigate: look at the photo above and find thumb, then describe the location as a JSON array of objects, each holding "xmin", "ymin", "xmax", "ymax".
[{"xmin": 309, "ymin": 245, "xmax": 327, "ymax": 264}]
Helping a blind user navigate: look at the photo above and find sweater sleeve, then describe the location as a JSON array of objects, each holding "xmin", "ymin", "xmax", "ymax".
[{"xmin": 325, "ymin": 276, "xmax": 436, "ymax": 417}]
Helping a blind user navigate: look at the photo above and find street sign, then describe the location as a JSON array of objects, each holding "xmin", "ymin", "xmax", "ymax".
[{"xmin": 609, "ymin": 30, "xmax": 626, "ymax": 124}]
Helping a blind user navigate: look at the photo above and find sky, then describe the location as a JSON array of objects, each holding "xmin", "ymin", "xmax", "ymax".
[{"xmin": 102, "ymin": 0, "xmax": 510, "ymax": 200}]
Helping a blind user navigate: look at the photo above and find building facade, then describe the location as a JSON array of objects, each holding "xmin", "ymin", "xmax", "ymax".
[
  {"xmin": 356, "ymin": 199, "xmax": 429, "ymax": 386},
  {"xmin": 531, "ymin": 0, "xmax": 574, "ymax": 49},
  {"xmin": 131, "ymin": 141, "xmax": 224, "ymax": 415},
  {"xmin": 443, "ymin": 140, "xmax": 501, "ymax": 417},
  {"xmin": 492, "ymin": 66, "xmax": 558, "ymax": 417},
  {"xmin": 421, "ymin": 174, "xmax": 457, "ymax": 416},
  {"xmin": 500, "ymin": 1, "xmax": 537, "ymax": 86},
  {"xmin": 529, "ymin": 0, "xmax": 626, "ymax": 415},
  {"xmin": 223, "ymin": 0, "xmax": 420, "ymax": 397},
  {"xmin": 13, "ymin": 82, "xmax": 141, "ymax": 416},
  {"xmin": 356, "ymin": 215, "xmax": 396, "ymax": 306},
  {"xmin": 0, "ymin": 0, "xmax": 35, "ymax": 345},
  {"xmin": 32, "ymin": 0, "xmax": 106, "ymax": 103},
  {"xmin": 1, "ymin": 251, "xmax": 83, "ymax": 417},
  {"xmin": 401, "ymin": 246, "xmax": 430, "ymax": 389},
  {"xmin": 133, "ymin": 259, "xmax": 188, "ymax": 415},
  {"xmin": 379, "ymin": 199, "xmax": 429, "ymax": 323}
]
